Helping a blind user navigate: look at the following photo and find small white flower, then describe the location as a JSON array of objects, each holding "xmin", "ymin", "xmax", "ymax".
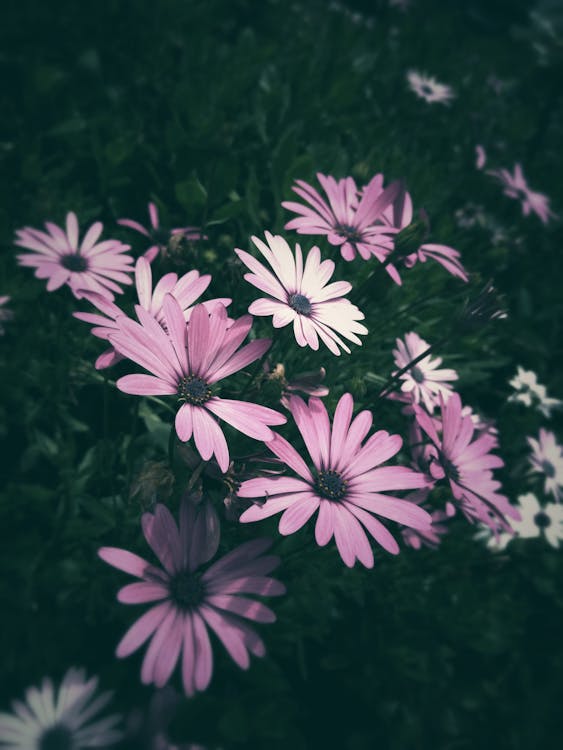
[
  {"xmin": 393, "ymin": 332, "xmax": 458, "ymax": 413},
  {"xmin": 512, "ymin": 493, "xmax": 563, "ymax": 548},
  {"xmin": 527, "ymin": 429, "xmax": 563, "ymax": 501},
  {"xmin": 406, "ymin": 70, "xmax": 455, "ymax": 105},
  {"xmin": 0, "ymin": 667, "xmax": 122, "ymax": 749},
  {"xmin": 509, "ymin": 366, "xmax": 562, "ymax": 418}
]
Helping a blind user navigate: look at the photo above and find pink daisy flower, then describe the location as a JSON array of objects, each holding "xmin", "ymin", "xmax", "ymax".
[
  {"xmin": 118, "ymin": 202, "xmax": 204, "ymax": 263},
  {"xmin": 110, "ymin": 296, "xmax": 286, "ymax": 472},
  {"xmin": 414, "ymin": 393, "xmax": 519, "ymax": 533},
  {"xmin": 487, "ymin": 163, "xmax": 556, "ymax": 224},
  {"xmin": 392, "ymin": 332, "xmax": 458, "ymax": 412},
  {"xmin": 527, "ymin": 429, "xmax": 563, "ymax": 501},
  {"xmin": 376, "ymin": 180, "xmax": 468, "ymax": 283},
  {"xmin": 235, "ymin": 232, "xmax": 367, "ymax": 355},
  {"xmin": 238, "ymin": 393, "xmax": 431, "ymax": 568},
  {"xmin": 74, "ymin": 257, "xmax": 230, "ymax": 370},
  {"xmin": 282, "ymin": 173, "xmax": 400, "ymax": 262},
  {"xmin": 99, "ymin": 499, "xmax": 285, "ymax": 696},
  {"xmin": 15, "ymin": 212, "xmax": 134, "ymax": 301}
]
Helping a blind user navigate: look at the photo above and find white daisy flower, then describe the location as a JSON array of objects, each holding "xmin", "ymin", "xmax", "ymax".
[
  {"xmin": 527, "ymin": 429, "xmax": 563, "ymax": 501},
  {"xmin": 406, "ymin": 71, "xmax": 455, "ymax": 105},
  {"xmin": 0, "ymin": 667, "xmax": 122, "ymax": 749},
  {"xmin": 512, "ymin": 493, "xmax": 563, "ymax": 548},
  {"xmin": 509, "ymin": 366, "xmax": 562, "ymax": 418}
]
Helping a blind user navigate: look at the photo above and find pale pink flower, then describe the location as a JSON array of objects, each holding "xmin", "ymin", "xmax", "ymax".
[
  {"xmin": 74, "ymin": 257, "xmax": 230, "ymax": 370},
  {"xmin": 475, "ymin": 145, "xmax": 487, "ymax": 170},
  {"xmin": 414, "ymin": 393, "xmax": 519, "ymax": 533},
  {"xmin": 393, "ymin": 332, "xmax": 458, "ymax": 412},
  {"xmin": 235, "ymin": 233, "xmax": 367, "ymax": 355},
  {"xmin": 238, "ymin": 393, "xmax": 431, "ymax": 568},
  {"xmin": 0, "ymin": 667, "xmax": 122, "ymax": 748},
  {"xmin": 15, "ymin": 212, "xmax": 134, "ymax": 301},
  {"xmin": 527, "ymin": 429, "xmax": 563, "ymax": 501},
  {"xmin": 487, "ymin": 163, "xmax": 556, "ymax": 224},
  {"xmin": 0, "ymin": 295, "xmax": 13, "ymax": 335},
  {"xmin": 118, "ymin": 202, "xmax": 204, "ymax": 263},
  {"xmin": 282, "ymin": 173, "xmax": 400, "ymax": 262},
  {"xmin": 110, "ymin": 297, "xmax": 286, "ymax": 472},
  {"xmin": 406, "ymin": 71, "xmax": 455, "ymax": 104},
  {"xmin": 99, "ymin": 499, "xmax": 285, "ymax": 696}
]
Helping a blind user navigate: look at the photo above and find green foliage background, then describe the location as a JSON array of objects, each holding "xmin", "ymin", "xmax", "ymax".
[{"xmin": 1, "ymin": 0, "xmax": 562, "ymax": 748}]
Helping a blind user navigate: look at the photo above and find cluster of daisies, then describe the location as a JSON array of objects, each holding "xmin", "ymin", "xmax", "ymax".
[
  {"xmin": 479, "ymin": 368, "xmax": 563, "ymax": 552},
  {"xmin": 2, "ymin": 165, "xmax": 560, "ymax": 749}
]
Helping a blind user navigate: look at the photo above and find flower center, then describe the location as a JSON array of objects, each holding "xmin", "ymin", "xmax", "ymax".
[
  {"xmin": 534, "ymin": 511, "xmax": 551, "ymax": 529},
  {"xmin": 411, "ymin": 365, "xmax": 425, "ymax": 384},
  {"xmin": 315, "ymin": 470, "xmax": 347, "ymax": 501},
  {"xmin": 288, "ymin": 293, "xmax": 312, "ymax": 316},
  {"xmin": 541, "ymin": 460, "xmax": 555, "ymax": 479},
  {"xmin": 169, "ymin": 572, "xmax": 204, "ymax": 610},
  {"xmin": 178, "ymin": 375, "xmax": 211, "ymax": 405},
  {"xmin": 338, "ymin": 224, "xmax": 362, "ymax": 242},
  {"xmin": 60, "ymin": 254, "xmax": 88, "ymax": 272},
  {"xmin": 420, "ymin": 84, "xmax": 434, "ymax": 95},
  {"xmin": 39, "ymin": 725, "xmax": 74, "ymax": 750}
]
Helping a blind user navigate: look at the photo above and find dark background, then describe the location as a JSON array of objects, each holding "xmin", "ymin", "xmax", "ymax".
[{"xmin": 1, "ymin": 1, "xmax": 563, "ymax": 748}]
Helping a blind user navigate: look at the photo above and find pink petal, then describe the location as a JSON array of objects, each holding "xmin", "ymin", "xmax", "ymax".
[
  {"xmin": 116, "ymin": 602, "xmax": 171, "ymax": 658},
  {"xmin": 117, "ymin": 582, "xmax": 169, "ymax": 604},
  {"xmin": 278, "ymin": 493, "xmax": 320, "ymax": 534},
  {"xmin": 98, "ymin": 547, "xmax": 155, "ymax": 579},
  {"xmin": 315, "ymin": 500, "xmax": 336, "ymax": 546},
  {"xmin": 187, "ymin": 304, "xmax": 209, "ymax": 376},
  {"xmin": 192, "ymin": 611, "xmax": 214, "ymax": 691},
  {"xmin": 153, "ymin": 612, "xmax": 185, "ymax": 688},
  {"xmin": 175, "ymin": 403, "xmax": 194, "ymax": 442},
  {"xmin": 141, "ymin": 505, "xmax": 183, "ymax": 575},
  {"xmin": 207, "ymin": 594, "xmax": 276, "ymax": 623}
]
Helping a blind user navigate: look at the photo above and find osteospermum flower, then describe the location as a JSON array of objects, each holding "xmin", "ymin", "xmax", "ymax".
[
  {"xmin": 110, "ymin": 296, "xmax": 286, "ymax": 471},
  {"xmin": 487, "ymin": 163, "xmax": 556, "ymax": 224},
  {"xmin": 235, "ymin": 232, "xmax": 367, "ymax": 355},
  {"xmin": 99, "ymin": 499, "xmax": 285, "ymax": 696},
  {"xmin": 0, "ymin": 295, "xmax": 13, "ymax": 335},
  {"xmin": 74, "ymin": 257, "xmax": 230, "ymax": 369},
  {"xmin": 527, "ymin": 429, "xmax": 563, "ymax": 501},
  {"xmin": 238, "ymin": 393, "xmax": 431, "ymax": 568},
  {"xmin": 509, "ymin": 366, "xmax": 562, "ymax": 418},
  {"xmin": 118, "ymin": 202, "xmax": 204, "ymax": 263},
  {"xmin": 406, "ymin": 70, "xmax": 455, "ymax": 104},
  {"xmin": 392, "ymin": 332, "xmax": 458, "ymax": 412},
  {"xmin": 15, "ymin": 212, "xmax": 134, "ymax": 301},
  {"xmin": 0, "ymin": 667, "xmax": 122, "ymax": 748},
  {"xmin": 511, "ymin": 493, "xmax": 563, "ymax": 548},
  {"xmin": 414, "ymin": 393, "xmax": 520, "ymax": 533},
  {"xmin": 282, "ymin": 173, "xmax": 400, "ymax": 262}
]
